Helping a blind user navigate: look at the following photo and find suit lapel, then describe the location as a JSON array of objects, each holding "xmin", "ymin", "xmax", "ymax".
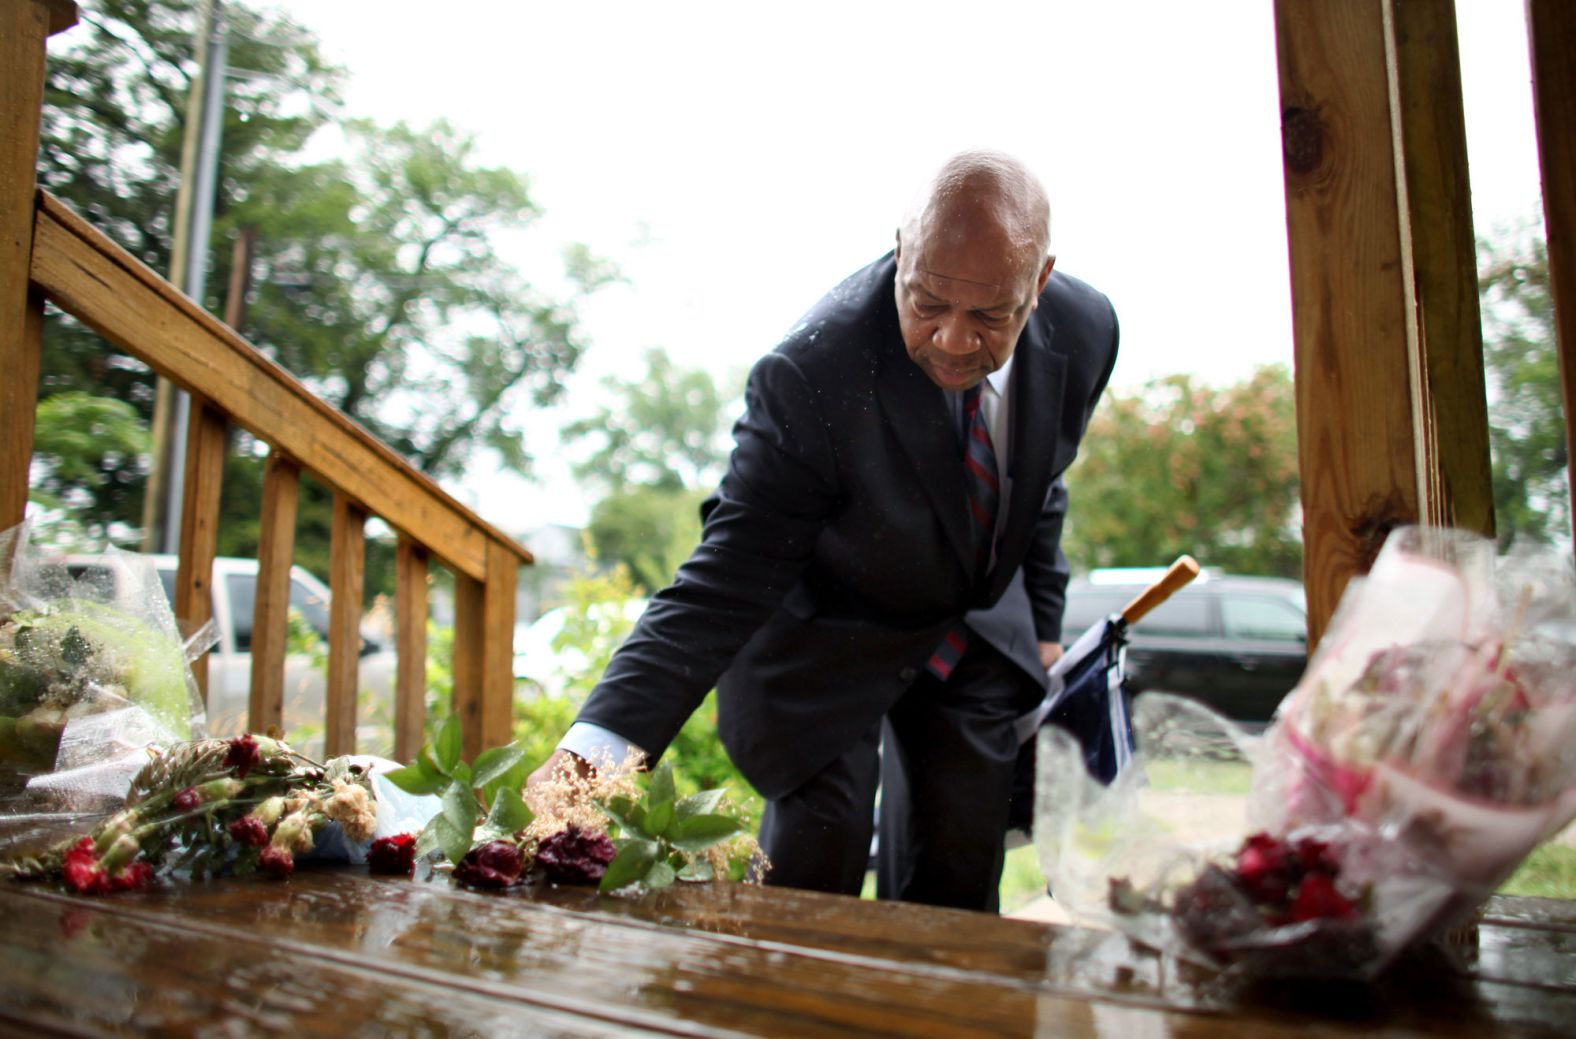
[
  {"xmin": 987, "ymin": 312, "xmax": 1067, "ymax": 601},
  {"xmin": 874, "ymin": 339, "xmax": 977, "ymax": 574}
]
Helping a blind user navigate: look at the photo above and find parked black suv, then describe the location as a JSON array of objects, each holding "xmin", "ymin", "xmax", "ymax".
[{"xmin": 1061, "ymin": 571, "xmax": 1308, "ymax": 727}]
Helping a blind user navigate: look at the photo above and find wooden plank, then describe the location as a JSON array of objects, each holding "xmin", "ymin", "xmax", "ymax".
[
  {"xmin": 394, "ymin": 533, "xmax": 430, "ymax": 760},
  {"xmin": 452, "ymin": 539, "xmax": 518, "ymax": 760},
  {"xmin": 26, "ymin": 193, "xmax": 533, "ymax": 582},
  {"xmin": 1526, "ymin": 0, "xmax": 1576, "ymax": 558},
  {"xmin": 1273, "ymin": 0, "xmax": 1428, "ymax": 644},
  {"xmin": 1386, "ymin": 0, "xmax": 1493, "ymax": 536},
  {"xmin": 326, "ymin": 493, "xmax": 366, "ymax": 756},
  {"xmin": 250, "ymin": 450, "xmax": 300, "ymax": 737},
  {"xmin": 173, "ymin": 396, "xmax": 226, "ymax": 702},
  {"xmin": 0, "ymin": 0, "xmax": 59, "ymax": 530}
]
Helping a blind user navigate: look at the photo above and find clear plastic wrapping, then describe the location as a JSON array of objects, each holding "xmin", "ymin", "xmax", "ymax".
[{"xmin": 1036, "ymin": 526, "xmax": 1576, "ymax": 979}]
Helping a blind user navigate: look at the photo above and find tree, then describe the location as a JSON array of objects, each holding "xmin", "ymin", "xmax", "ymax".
[
  {"xmin": 562, "ymin": 350, "xmax": 734, "ymax": 591},
  {"xmin": 1062, "ymin": 366, "xmax": 1302, "ymax": 577},
  {"xmin": 1479, "ymin": 226, "xmax": 1568, "ymax": 550},
  {"xmin": 32, "ymin": 0, "xmax": 609, "ymax": 585}
]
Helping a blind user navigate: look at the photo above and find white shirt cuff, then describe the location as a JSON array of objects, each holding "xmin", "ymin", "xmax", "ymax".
[{"xmin": 559, "ymin": 721, "xmax": 647, "ymax": 771}]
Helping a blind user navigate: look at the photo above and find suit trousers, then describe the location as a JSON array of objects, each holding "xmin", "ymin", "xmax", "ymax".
[{"xmin": 757, "ymin": 636, "xmax": 1041, "ymax": 911}]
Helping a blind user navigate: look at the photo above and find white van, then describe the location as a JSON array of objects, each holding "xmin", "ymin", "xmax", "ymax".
[{"xmin": 63, "ymin": 555, "xmax": 396, "ymax": 755}]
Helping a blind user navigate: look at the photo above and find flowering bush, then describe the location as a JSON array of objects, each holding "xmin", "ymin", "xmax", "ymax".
[{"xmin": 1037, "ymin": 527, "xmax": 1576, "ymax": 980}]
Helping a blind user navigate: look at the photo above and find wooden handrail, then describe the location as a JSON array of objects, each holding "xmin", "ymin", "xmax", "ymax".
[{"xmin": 18, "ymin": 186, "xmax": 531, "ymax": 759}]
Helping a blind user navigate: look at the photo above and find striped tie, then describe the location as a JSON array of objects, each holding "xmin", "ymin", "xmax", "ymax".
[{"xmin": 927, "ymin": 384, "xmax": 998, "ymax": 680}]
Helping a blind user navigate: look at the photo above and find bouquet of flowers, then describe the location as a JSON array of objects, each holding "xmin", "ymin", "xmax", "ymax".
[
  {"xmin": 0, "ymin": 524, "xmax": 211, "ymax": 813},
  {"xmin": 1036, "ymin": 527, "xmax": 1576, "ymax": 980},
  {"xmin": 1, "ymin": 734, "xmax": 382, "ymax": 891}
]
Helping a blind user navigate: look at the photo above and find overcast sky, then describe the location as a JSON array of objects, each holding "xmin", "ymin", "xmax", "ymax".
[{"xmin": 266, "ymin": 0, "xmax": 1546, "ymax": 533}]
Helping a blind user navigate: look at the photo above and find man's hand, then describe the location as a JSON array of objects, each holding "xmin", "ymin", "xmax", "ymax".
[
  {"xmin": 1039, "ymin": 641, "xmax": 1064, "ymax": 670},
  {"xmin": 526, "ymin": 747, "xmax": 594, "ymax": 796}
]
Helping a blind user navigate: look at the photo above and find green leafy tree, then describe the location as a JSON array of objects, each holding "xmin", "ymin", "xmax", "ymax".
[
  {"xmin": 28, "ymin": 393, "xmax": 151, "ymax": 546},
  {"xmin": 1479, "ymin": 226, "xmax": 1569, "ymax": 549},
  {"xmin": 563, "ymin": 350, "xmax": 733, "ymax": 592},
  {"xmin": 1063, "ymin": 366, "xmax": 1302, "ymax": 577},
  {"xmin": 34, "ymin": 1, "xmax": 609, "ymax": 591}
]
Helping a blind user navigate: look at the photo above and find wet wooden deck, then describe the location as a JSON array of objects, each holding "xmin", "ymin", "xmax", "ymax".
[{"xmin": 1, "ymin": 866, "xmax": 1573, "ymax": 1037}]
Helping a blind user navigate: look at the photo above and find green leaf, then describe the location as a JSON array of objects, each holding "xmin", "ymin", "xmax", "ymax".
[
  {"xmin": 644, "ymin": 860, "xmax": 676, "ymax": 890},
  {"xmin": 432, "ymin": 813, "xmax": 473, "ymax": 868},
  {"xmin": 677, "ymin": 859, "xmax": 715, "ymax": 882},
  {"xmin": 600, "ymin": 837, "xmax": 659, "ymax": 892},
  {"xmin": 482, "ymin": 757, "xmax": 529, "ymax": 811},
  {"xmin": 415, "ymin": 823, "xmax": 444, "ymax": 860},
  {"xmin": 648, "ymin": 761, "xmax": 677, "ymax": 811},
  {"xmin": 471, "ymin": 743, "xmax": 527, "ymax": 789},
  {"xmin": 601, "ymin": 794, "xmax": 650, "ymax": 838},
  {"xmin": 452, "ymin": 760, "xmax": 472, "ymax": 787},
  {"xmin": 485, "ymin": 786, "xmax": 534, "ymax": 836},
  {"xmin": 669, "ymin": 813, "xmax": 744, "ymax": 852},
  {"xmin": 440, "ymin": 782, "xmax": 477, "ymax": 843},
  {"xmin": 381, "ymin": 764, "xmax": 447, "ymax": 796},
  {"xmin": 416, "ymin": 744, "xmax": 444, "ymax": 780},
  {"xmin": 434, "ymin": 714, "xmax": 462, "ymax": 774},
  {"xmin": 675, "ymin": 787, "xmax": 725, "ymax": 821}
]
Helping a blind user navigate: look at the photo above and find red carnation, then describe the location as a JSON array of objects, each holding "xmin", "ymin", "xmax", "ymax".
[
  {"xmin": 227, "ymin": 815, "xmax": 269, "ymax": 847},
  {"xmin": 61, "ymin": 837, "xmax": 109, "ymax": 895},
  {"xmin": 1290, "ymin": 872, "xmax": 1357, "ymax": 923},
  {"xmin": 368, "ymin": 833, "xmax": 418, "ymax": 876},
  {"xmin": 224, "ymin": 734, "xmax": 262, "ymax": 778},
  {"xmin": 535, "ymin": 826, "xmax": 617, "ymax": 885},
  {"xmin": 452, "ymin": 840, "xmax": 524, "ymax": 889},
  {"xmin": 259, "ymin": 845, "xmax": 295, "ymax": 879},
  {"xmin": 109, "ymin": 861, "xmax": 154, "ymax": 892},
  {"xmin": 172, "ymin": 786, "xmax": 202, "ymax": 813},
  {"xmin": 1234, "ymin": 832, "xmax": 1293, "ymax": 905}
]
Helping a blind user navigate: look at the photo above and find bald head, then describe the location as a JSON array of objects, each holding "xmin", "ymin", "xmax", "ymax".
[
  {"xmin": 900, "ymin": 151, "xmax": 1052, "ymax": 281},
  {"xmin": 893, "ymin": 152, "xmax": 1057, "ymax": 391}
]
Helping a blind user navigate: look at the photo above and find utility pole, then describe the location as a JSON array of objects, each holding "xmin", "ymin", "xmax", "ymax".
[{"xmin": 143, "ymin": 0, "xmax": 229, "ymax": 553}]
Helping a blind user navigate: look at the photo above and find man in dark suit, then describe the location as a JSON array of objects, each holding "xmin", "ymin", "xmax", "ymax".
[{"xmin": 530, "ymin": 151, "xmax": 1118, "ymax": 912}]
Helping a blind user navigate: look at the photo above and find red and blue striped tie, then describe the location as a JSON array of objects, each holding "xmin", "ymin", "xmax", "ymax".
[{"xmin": 927, "ymin": 384, "xmax": 999, "ymax": 680}]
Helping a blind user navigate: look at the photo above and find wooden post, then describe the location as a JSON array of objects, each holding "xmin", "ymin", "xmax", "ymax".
[
  {"xmin": 250, "ymin": 451, "xmax": 300, "ymax": 736},
  {"xmin": 394, "ymin": 534, "xmax": 430, "ymax": 761},
  {"xmin": 1526, "ymin": 0, "xmax": 1576, "ymax": 560},
  {"xmin": 0, "ymin": 0, "xmax": 75, "ymax": 530},
  {"xmin": 326, "ymin": 493, "xmax": 366, "ymax": 756},
  {"xmin": 1274, "ymin": 0, "xmax": 1492, "ymax": 645},
  {"xmin": 452, "ymin": 539, "xmax": 517, "ymax": 761},
  {"xmin": 174, "ymin": 396, "xmax": 226, "ymax": 701}
]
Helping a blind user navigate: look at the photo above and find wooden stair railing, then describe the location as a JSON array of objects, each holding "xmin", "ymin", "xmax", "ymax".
[{"xmin": 1, "ymin": 0, "xmax": 531, "ymax": 761}]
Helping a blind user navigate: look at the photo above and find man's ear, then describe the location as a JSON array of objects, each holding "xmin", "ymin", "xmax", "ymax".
[
  {"xmin": 1037, "ymin": 254, "xmax": 1056, "ymax": 294},
  {"xmin": 894, "ymin": 228, "xmax": 903, "ymax": 262}
]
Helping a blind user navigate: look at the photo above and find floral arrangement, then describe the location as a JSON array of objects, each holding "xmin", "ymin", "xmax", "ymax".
[
  {"xmin": 0, "ymin": 536, "xmax": 204, "ymax": 799},
  {"xmin": 2, "ymin": 734, "xmax": 376, "ymax": 891},
  {"xmin": 382, "ymin": 715, "xmax": 765, "ymax": 893},
  {"xmin": 1036, "ymin": 526, "xmax": 1576, "ymax": 980}
]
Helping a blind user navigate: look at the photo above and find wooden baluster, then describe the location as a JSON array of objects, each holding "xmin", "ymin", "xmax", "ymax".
[
  {"xmin": 1527, "ymin": 0, "xmax": 1576, "ymax": 563},
  {"xmin": 250, "ymin": 451, "xmax": 299, "ymax": 737},
  {"xmin": 174, "ymin": 396, "xmax": 226, "ymax": 703},
  {"xmin": 393, "ymin": 534, "xmax": 429, "ymax": 761},
  {"xmin": 0, "ymin": 1, "xmax": 75, "ymax": 531},
  {"xmin": 1274, "ymin": 0, "xmax": 1488, "ymax": 647},
  {"xmin": 327, "ymin": 493, "xmax": 366, "ymax": 756},
  {"xmin": 452, "ymin": 539, "xmax": 518, "ymax": 761}
]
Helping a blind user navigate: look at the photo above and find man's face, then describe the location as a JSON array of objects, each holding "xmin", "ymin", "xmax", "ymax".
[{"xmin": 894, "ymin": 226, "xmax": 1053, "ymax": 392}]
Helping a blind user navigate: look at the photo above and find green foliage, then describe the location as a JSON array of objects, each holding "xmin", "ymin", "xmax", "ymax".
[
  {"xmin": 1479, "ymin": 227, "xmax": 1570, "ymax": 550},
  {"xmin": 1498, "ymin": 842, "xmax": 1576, "ymax": 900},
  {"xmin": 563, "ymin": 350, "xmax": 732, "ymax": 593},
  {"xmin": 28, "ymin": 393, "xmax": 151, "ymax": 545},
  {"xmin": 598, "ymin": 761, "xmax": 745, "ymax": 891},
  {"xmin": 35, "ymin": 1, "xmax": 608, "ymax": 581},
  {"xmin": 382, "ymin": 714, "xmax": 531, "ymax": 866},
  {"xmin": 1063, "ymin": 366, "xmax": 1302, "ymax": 577},
  {"xmin": 584, "ymin": 488, "xmax": 707, "ymax": 595}
]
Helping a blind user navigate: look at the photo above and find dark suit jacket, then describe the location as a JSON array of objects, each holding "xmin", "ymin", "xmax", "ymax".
[{"xmin": 577, "ymin": 252, "xmax": 1118, "ymax": 799}]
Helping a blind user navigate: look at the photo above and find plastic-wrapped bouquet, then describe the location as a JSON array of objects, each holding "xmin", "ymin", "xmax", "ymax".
[
  {"xmin": 1036, "ymin": 527, "xmax": 1576, "ymax": 979},
  {"xmin": 0, "ymin": 524, "xmax": 211, "ymax": 815}
]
